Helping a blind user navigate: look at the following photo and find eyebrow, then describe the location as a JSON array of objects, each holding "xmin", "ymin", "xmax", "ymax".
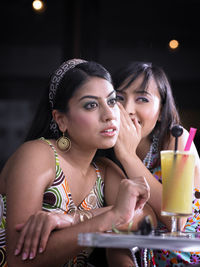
[
  {"xmin": 135, "ymin": 89, "xmax": 151, "ymax": 95},
  {"xmin": 79, "ymin": 90, "xmax": 116, "ymax": 101},
  {"xmin": 116, "ymin": 88, "xmax": 151, "ymax": 96}
]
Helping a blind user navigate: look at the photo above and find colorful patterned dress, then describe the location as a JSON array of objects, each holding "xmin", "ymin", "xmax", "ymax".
[
  {"xmin": 0, "ymin": 138, "xmax": 105, "ymax": 267},
  {"xmin": 143, "ymin": 150, "xmax": 200, "ymax": 266}
]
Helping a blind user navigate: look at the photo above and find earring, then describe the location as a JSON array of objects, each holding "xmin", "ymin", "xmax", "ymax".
[{"xmin": 56, "ymin": 132, "xmax": 71, "ymax": 152}]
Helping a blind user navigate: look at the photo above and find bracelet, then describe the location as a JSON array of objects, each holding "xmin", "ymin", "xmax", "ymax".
[
  {"xmin": 67, "ymin": 209, "xmax": 77, "ymax": 224},
  {"xmin": 79, "ymin": 210, "xmax": 93, "ymax": 222}
]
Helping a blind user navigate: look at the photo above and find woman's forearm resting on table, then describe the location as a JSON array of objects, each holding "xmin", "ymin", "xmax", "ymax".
[{"xmin": 7, "ymin": 205, "xmax": 132, "ymax": 267}]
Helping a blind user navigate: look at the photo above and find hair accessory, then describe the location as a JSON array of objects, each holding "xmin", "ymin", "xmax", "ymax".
[
  {"xmin": 50, "ymin": 119, "xmax": 59, "ymax": 137},
  {"xmin": 49, "ymin": 58, "xmax": 87, "ymax": 109},
  {"xmin": 56, "ymin": 132, "xmax": 71, "ymax": 151}
]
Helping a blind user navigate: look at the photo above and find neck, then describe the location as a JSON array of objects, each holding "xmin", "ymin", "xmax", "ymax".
[
  {"xmin": 62, "ymin": 145, "xmax": 97, "ymax": 174},
  {"xmin": 136, "ymin": 137, "xmax": 151, "ymax": 161}
]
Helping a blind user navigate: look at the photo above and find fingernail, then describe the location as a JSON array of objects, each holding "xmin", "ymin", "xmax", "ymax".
[
  {"xmin": 14, "ymin": 249, "xmax": 19, "ymax": 256},
  {"xmin": 22, "ymin": 252, "xmax": 28, "ymax": 260},
  {"xmin": 39, "ymin": 247, "xmax": 43, "ymax": 253},
  {"xmin": 29, "ymin": 252, "xmax": 34, "ymax": 260}
]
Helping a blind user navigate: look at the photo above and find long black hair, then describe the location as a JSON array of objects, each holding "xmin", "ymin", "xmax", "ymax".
[
  {"xmin": 25, "ymin": 60, "xmax": 112, "ymax": 141},
  {"xmin": 113, "ymin": 61, "xmax": 180, "ymax": 152}
]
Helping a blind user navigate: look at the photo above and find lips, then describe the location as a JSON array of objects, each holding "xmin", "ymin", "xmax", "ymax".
[
  {"xmin": 100, "ymin": 126, "xmax": 117, "ymax": 136},
  {"xmin": 103, "ymin": 129, "xmax": 115, "ymax": 133},
  {"xmin": 101, "ymin": 126, "xmax": 117, "ymax": 133}
]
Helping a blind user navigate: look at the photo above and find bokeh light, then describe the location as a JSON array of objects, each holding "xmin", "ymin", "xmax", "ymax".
[
  {"xmin": 32, "ymin": 0, "xmax": 45, "ymax": 13},
  {"xmin": 169, "ymin": 39, "xmax": 179, "ymax": 50}
]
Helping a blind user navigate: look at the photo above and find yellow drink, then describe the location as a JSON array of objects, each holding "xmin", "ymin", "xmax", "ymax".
[{"xmin": 161, "ymin": 150, "xmax": 195, "ymax": 216}]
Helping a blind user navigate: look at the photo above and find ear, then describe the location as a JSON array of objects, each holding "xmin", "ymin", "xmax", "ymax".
[{"xmin": 52, "ymin": 110, "xmax": 68, "ymax": 133}]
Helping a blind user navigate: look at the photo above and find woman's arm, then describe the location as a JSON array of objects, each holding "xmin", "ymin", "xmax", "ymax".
[
  {"xmin": 4, "ymin": 140, "xmax": 57, "ymax": 266},
  {"xmin": 113, "ymin": 104, "xmax": 200, "ymax": 230},
  {"xmin": 102, "ymin": 157, "xmax": 150, "ymax": 211},
  {"xmin": 14, "ymin": 206, "xmax": 113, "ymax": 258},
  {"xmin": 8, "ymin": 179, "xmax": 146, "ymax": 267},
  {"xmin": 4, "ymin": 141, "xmax": 147, "ymax": 267},
  {"xmin": 13, "ymin": 157, "xmax": 135, "ymax": 261},
  {"xmin": 113, "ymin": 104, "xmax": 171, "ymax": 228},
  {"xmin": 101, "ymin": 157, "xmax": 151, "ymax": 267},
  {"xmin": 114, "ymin": 152, "xmax": 171, "ymax": 228}
]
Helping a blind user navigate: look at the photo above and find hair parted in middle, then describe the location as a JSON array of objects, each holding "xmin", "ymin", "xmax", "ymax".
[{"xmin": 25, "ymin": 59, "xmax": 113, "ymax": 141}]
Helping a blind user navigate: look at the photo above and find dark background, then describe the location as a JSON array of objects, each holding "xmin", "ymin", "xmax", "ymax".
[{"xmin": 1, "ymin": 0, "xmax": 200, "ymax": 170}]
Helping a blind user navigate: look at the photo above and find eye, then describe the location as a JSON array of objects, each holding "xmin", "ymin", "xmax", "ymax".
[
  {"xmin": 83, "ymin": 102, "xmax": 98, "ymax": 110},
  {"xmin": 116, "ymin": 94, "xmax": 124, "ymax": 102},
  {"xmin": 108, "ymin": 97, "xmax": 117, "ymax": 107},
  {"xmin": 136, "ymin": 96, "xmax": 149, "ymax": 103}
]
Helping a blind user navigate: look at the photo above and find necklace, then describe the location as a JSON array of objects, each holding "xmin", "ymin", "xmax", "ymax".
[{"xmin": 143, "ymin": 135, "xmax": 159, "ymax": 169}]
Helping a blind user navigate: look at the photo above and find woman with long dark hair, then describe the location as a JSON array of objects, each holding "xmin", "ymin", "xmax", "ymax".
[
  {"xmin": 0, "ymin": 59, "xmax": 150, "ymax": 267},
  {"xmin": 108, "ymin": 61, "xmax": 200, "ymax": 266}
]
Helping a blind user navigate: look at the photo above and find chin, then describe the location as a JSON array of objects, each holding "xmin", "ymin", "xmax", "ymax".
[{"xmin": 98, "ymin": 142, "xmax": 116, "ymax": 150}]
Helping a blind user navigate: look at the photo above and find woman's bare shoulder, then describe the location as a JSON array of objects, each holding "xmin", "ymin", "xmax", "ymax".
[
  {"xmin": 6, "ymin": 139, "xmax": 53, "ymax": 165},
  {"xmin": 1, "ymin": 139, "xmax": 56, "ymax": 185}
]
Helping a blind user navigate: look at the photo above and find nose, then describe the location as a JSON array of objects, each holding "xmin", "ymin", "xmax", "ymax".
[
  {"xmin": 123, "ymin": 98, "xmax": 135, "ymax": 116},
  {"xmin": 101, "ymin": 105, "xmax": 117, "ymax": 122}
]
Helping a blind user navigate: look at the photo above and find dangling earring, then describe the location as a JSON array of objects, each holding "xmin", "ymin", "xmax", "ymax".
[{"xmin": 56, "ymin": 132, "xmax": 71, "ymax": 152}]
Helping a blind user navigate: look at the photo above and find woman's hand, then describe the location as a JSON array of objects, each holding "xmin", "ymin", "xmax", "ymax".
[
  {"xmin": 131, "ymin": 176, "xmax": 150, "ymax": 210},
  {"xmin": 114, "ymin": 103, "xmax": 142, "ymax": 160},
  {"xmin": 113, "ymin": 177, "xmax": 150, "ymax": 226},
  {"xmin": 14, "ymin": 210, "xmax": 75, "ymax": 261},
  {"xmin": 116, "ymin": 203, "xmax": 157, "ymax": 232}
]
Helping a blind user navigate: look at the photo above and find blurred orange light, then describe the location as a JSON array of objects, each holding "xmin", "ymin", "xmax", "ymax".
[{"xmin": 169, "ymin": 39, "xmax": 179, "ymax": 50}]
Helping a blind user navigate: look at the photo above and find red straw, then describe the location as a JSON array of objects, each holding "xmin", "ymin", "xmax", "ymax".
[{"xmin": 184, "ymin": 127, "xmax": 197, "ymax": 151}]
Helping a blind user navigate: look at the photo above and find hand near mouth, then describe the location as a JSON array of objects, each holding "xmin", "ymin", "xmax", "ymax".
[{"xmin": 114, "ymin": 102, "xmax": 142, "ymax": 160}]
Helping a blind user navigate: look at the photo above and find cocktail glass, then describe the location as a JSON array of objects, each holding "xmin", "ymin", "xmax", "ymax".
[{"xmin": 161, "ymin": 150, "xmax": 195, "ymax": 235}]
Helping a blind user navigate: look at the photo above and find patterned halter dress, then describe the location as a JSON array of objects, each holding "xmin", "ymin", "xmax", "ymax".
[{"xmin": 0, "ymin": 138, "xmax": 105, "ymax": 267}]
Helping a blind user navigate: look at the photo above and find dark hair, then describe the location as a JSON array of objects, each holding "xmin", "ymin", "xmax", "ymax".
[
  {"xmin": 25, "ymin": 60, "xmax": 112, "ymax": 141},
  {"xmin": 113, "ymin": 61, "xmax": 180, "ymax": 152}
]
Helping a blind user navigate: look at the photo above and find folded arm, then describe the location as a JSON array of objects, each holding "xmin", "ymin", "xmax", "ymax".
[{"xmin": 3, "ymin": 142, "xmax": 149, "ymax": 267}]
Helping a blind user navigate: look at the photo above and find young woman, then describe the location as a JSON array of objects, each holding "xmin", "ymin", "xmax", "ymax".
[
  {"xmin": 0, "ymin": 59, "xmax": 150, "ymax": 267},
  {"xmin": 109, "ymin": 61, "xmax": 200, "ymax": 266}
]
